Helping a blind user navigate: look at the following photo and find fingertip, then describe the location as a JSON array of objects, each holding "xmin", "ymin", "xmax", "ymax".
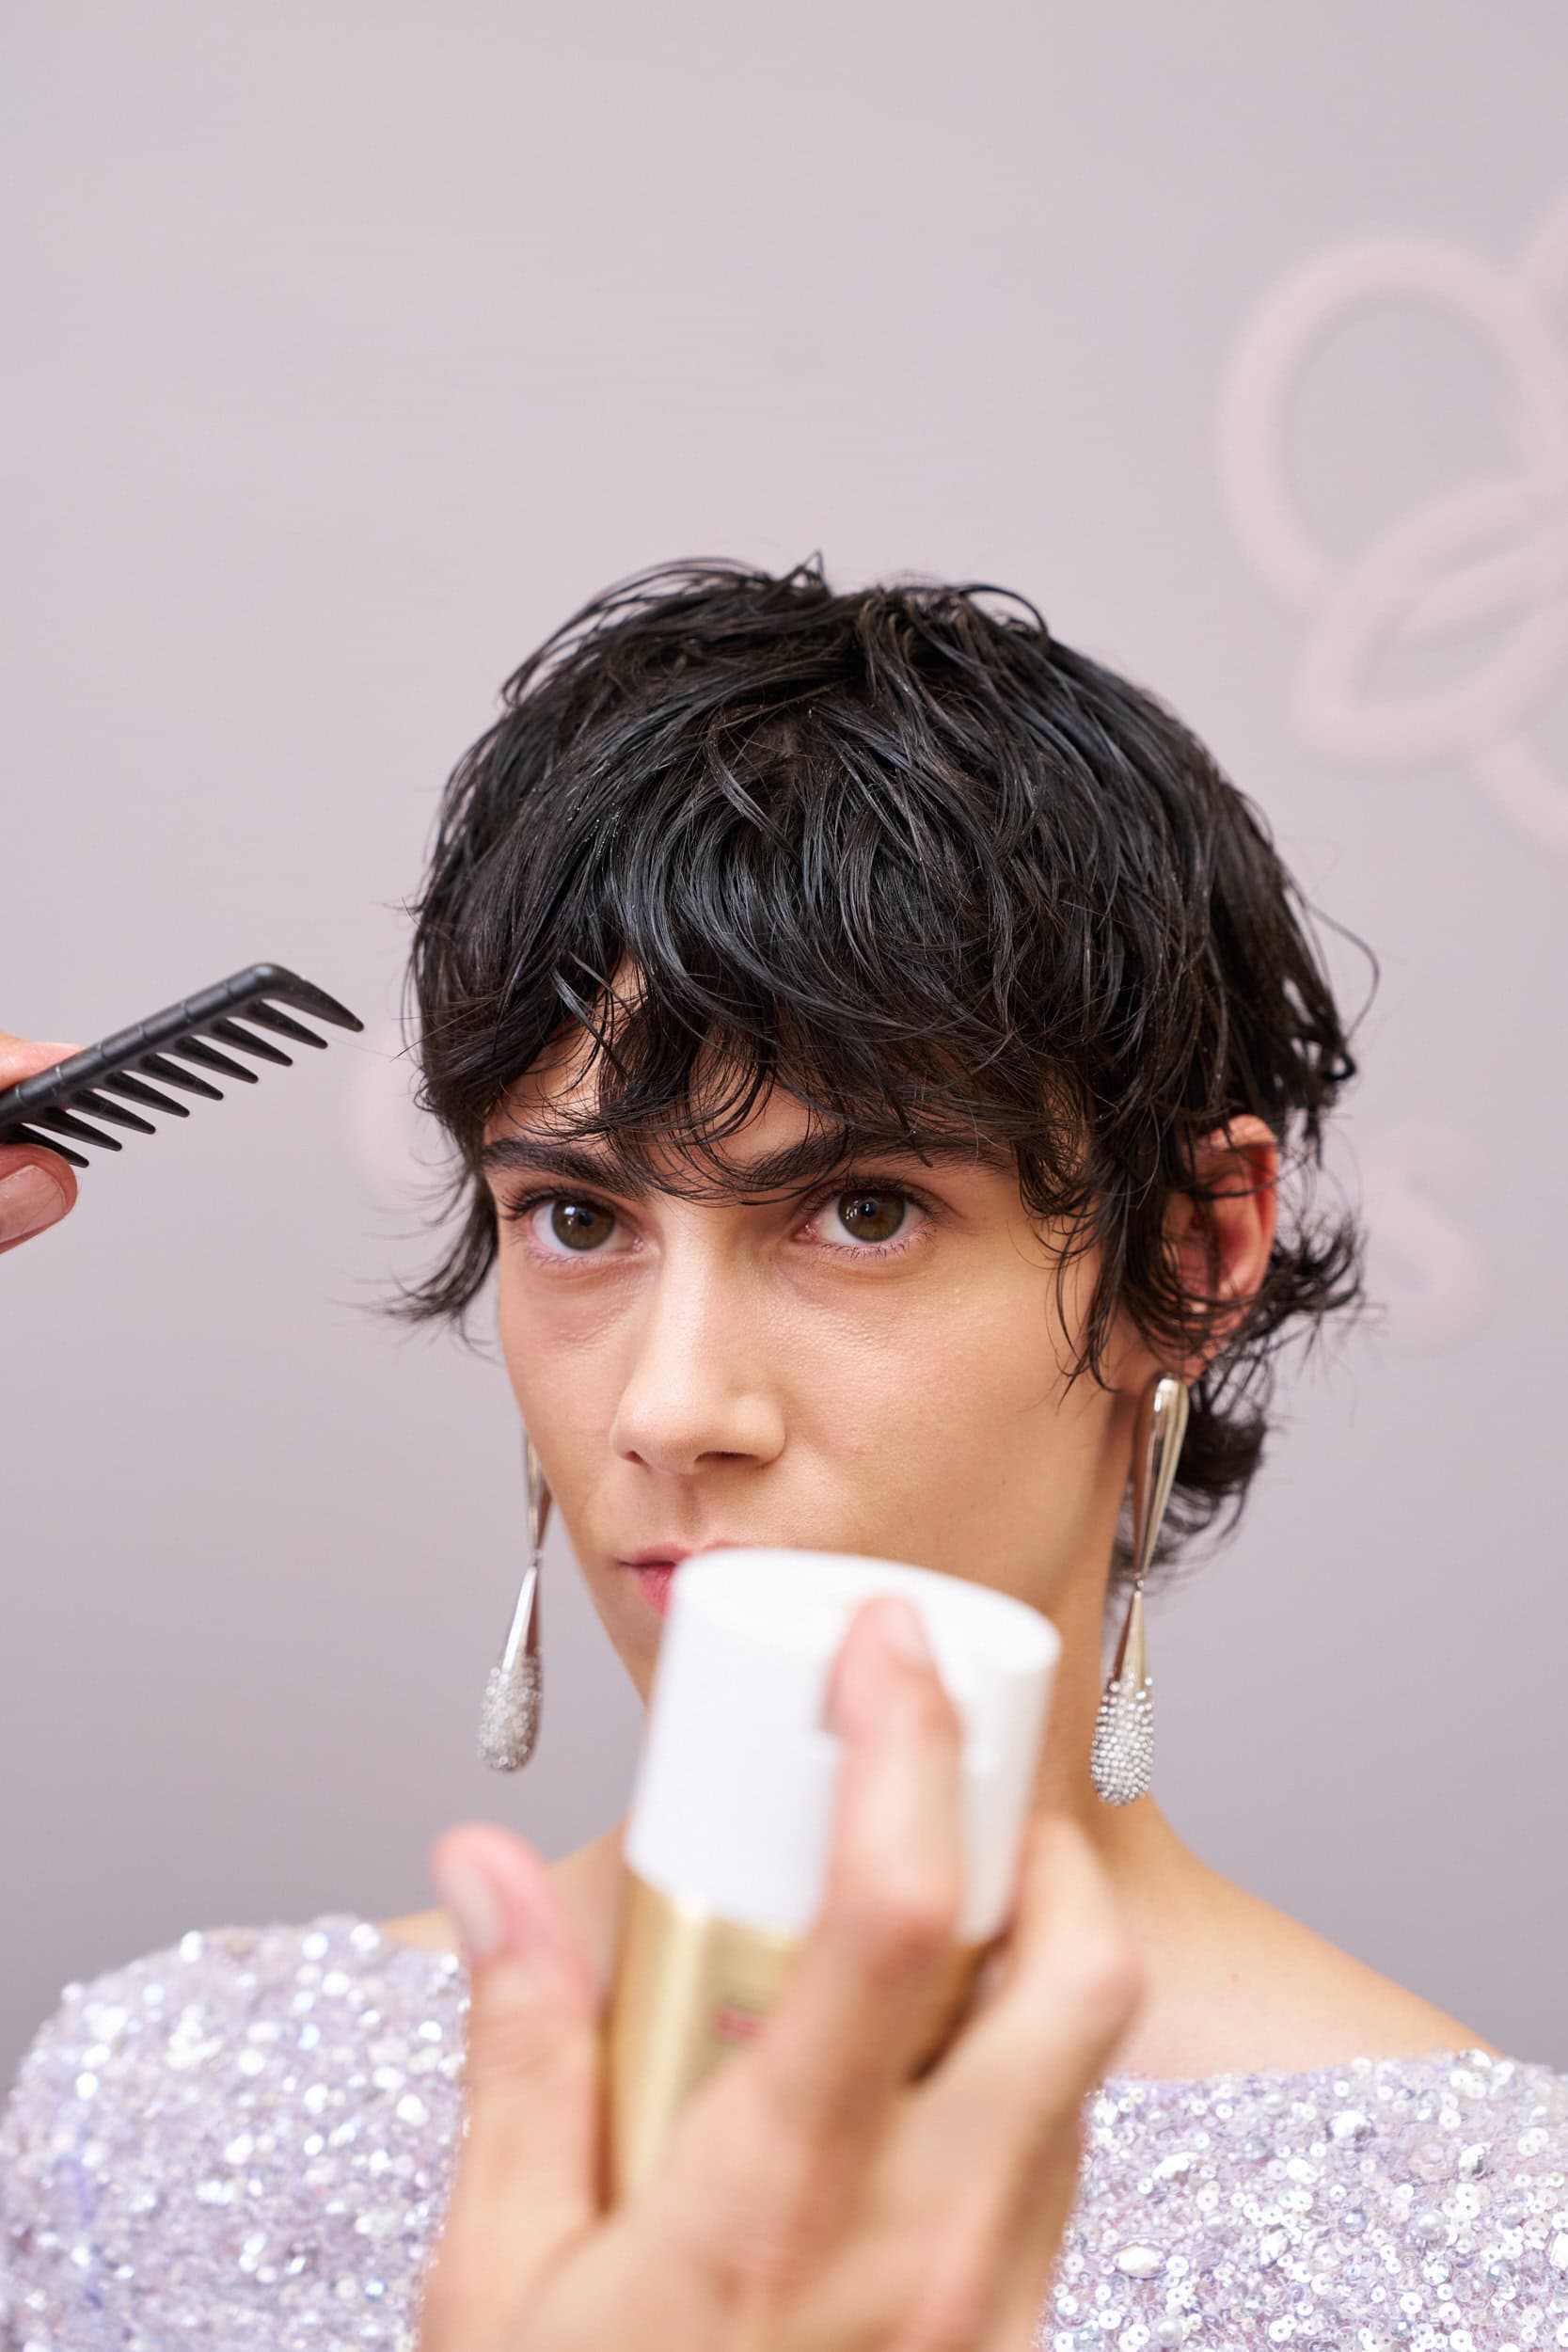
[
  {"xmin": 431, "ymin": 1840, "xmax": 509, "ymax": 1967},
  {"xmin": 0, "ymin": 1153, "xmax": 77, "ymax": 1247},
  {"xmin": 441, "ymin": 1820, "xmax": 553, "ymax": 1909},
  {"xmin": 47, "ymin": 1158, "xmax": 79, "ymax": 1216},
  {"xmin": 823, "ymin": 1597, "xmax": 879, "ymax": 1734},
  {"xmin": 872, "ymin": 1593, "xmax": 936, "ymax": 1670},
  {"xmin": 825, "ymin": 1594, "xmax": 946, "ymax": 1737},
  {"xmin": 430, "ymin": 1823, "xmax": 594, "ymax": 2001}
]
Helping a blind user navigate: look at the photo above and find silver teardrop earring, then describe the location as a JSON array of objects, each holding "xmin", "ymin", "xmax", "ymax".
[
  {"xmin": 1090, "ymin": 1373, "xmax": 1190, "ymax": 1805},
  {"xmin": 477, "ymin": 1430, "xmax": 551, "ymax": 1772}
]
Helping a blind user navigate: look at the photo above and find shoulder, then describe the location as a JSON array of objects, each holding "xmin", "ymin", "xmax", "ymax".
[
  {"xmin": 1331, "ymin": 2052, "xmax": 1568, "ymax": 2310},
  {"xmin": 1, "ymin": 1915, "xmax": 470, "ymax": 2348},
  {"xmin": 1121, "ymin": 1863, "xmax": 1507, "ymax": 2079},
  {"xmin": 1068, "ymin": 2049, "xmax": 1568, "ymax": 2338},
  {"xmin": 1289, "ymin": 1958, "xmax": 1506, "ymax": 2071}
]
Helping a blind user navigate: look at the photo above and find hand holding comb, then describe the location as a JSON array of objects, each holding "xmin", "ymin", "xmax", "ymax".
[{"xmin": 0, "ymin": 963, "xmax": 363, "ymax": 1170}]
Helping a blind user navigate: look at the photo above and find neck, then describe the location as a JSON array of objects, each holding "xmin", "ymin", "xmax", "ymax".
[{"xmin": 1028, "ymin": 1555, "xmax": 1199, "ymax": 1905}]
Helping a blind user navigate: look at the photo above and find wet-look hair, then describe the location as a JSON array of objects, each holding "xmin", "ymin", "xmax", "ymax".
[{"xmin": 397, "ymin": 556, "xmax": 1374, "ymax": 1597}]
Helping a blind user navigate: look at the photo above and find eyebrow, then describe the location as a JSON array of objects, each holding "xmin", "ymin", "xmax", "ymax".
[{"xmin": 477, "ymin": 1127, "xmax": 1015, "ymax": 1200}]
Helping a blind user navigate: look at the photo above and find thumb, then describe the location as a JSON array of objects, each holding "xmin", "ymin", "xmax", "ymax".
[
  {"xmin": 426, "ymin": 1825, "xmax": 603, "ymax": 2307},
  {"xmin": 0, "ymin": 1153, "xmax": 75, "ymax": 1249},
  {"xmin": 0, "ymin": 1039, "xmax": 82, "ymax": 1253}
]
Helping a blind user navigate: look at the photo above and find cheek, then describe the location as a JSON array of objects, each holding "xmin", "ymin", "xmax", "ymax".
[
  {"xmin": 810, "ymin": 1277, "xmax": 1062, "ymax": 1461},
  {"xmin": 494, "ymin": 1260, "xmax": 623, "ymax": 1454}
]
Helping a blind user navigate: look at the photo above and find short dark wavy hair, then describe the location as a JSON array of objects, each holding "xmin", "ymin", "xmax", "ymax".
[{"xmin": 396, "ymin": 555, "xmax": 1377, "ymax": 1600}]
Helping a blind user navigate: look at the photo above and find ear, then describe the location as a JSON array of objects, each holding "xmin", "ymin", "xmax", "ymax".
[{"xmin": 1159, "ymin": 1116, "xmax": 1279, "ymax": 1380}]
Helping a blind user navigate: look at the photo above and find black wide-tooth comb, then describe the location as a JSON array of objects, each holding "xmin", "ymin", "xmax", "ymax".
[{"xmin": 0, "ymin": 963, "xmax": 364, "ymax": 1169}]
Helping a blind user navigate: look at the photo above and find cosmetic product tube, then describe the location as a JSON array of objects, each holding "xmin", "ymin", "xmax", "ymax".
[{"xmin": 604, "ymin": 1547, "xmax": 1061, "ymax": 2201}]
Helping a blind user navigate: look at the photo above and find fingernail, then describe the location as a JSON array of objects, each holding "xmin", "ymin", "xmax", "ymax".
[
  {"xmin": 878, "ymin": 1595, "xmax": 934, "ymax": 1668},
  {"xmin": 0, "ymin": 1164, "xmax": 69, "ymax": 1244},
  {"xmin": 432, "ymin": 1853, "xmax": 507, "ymax": 1966}
]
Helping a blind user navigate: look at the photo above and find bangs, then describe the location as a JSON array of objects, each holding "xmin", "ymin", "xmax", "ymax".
[
  {"xmin": 474, "ymin": 976, "xmax": 1075, "ymax": 1210},
  {"xmin": 415, "ymin": 673, "xmax": 1095, "ymax": 1215}
]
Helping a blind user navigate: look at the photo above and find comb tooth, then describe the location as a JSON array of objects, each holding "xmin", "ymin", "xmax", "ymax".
[
  {"xmin": 26, "ymin": 1107, "xmax": 123, "ymax": 1151},
  {"xmin": 245, "ymin": 1001, "xmax": 327, "ymax": 1049},
  {"xmin": 172, "ymin": 1037, "xmax": 259, "ymax": 1084},
  {"xmin": 208, "ymin": 1018, "xmax": 292, "ymax": 1067},
  {"xmin": 2, "ymin": 1123, "xmax": 88, "ymax": 1168},
  {"xmin": 139, "ymin": 1053, "xmax": 223, "ymax": 1101},
  {"xmin": 70, "ymin": 1089, "xmax": 156, "ymax": 1135},
  {"xmin": 268, "ymin": 977, "xmax": 363, "ymax": 1032},
  {"xmin": 97, "ymin": 1073, "xmax": 190, "ymax": 1118}
]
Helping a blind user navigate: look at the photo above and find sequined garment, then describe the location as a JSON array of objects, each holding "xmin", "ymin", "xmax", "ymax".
[{"xmin": 3, "ymin": 1914, "xmax": 1566, "ymax": 2349}]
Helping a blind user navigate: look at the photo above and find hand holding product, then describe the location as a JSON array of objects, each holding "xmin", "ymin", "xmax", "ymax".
[
  {"xmin": 0, "ymin": 963, "xmax": 361, "ymax": 1170},
  {"xmin": 420, "ymin": 1569, "xmax": 1146, "ymax": 2352}
]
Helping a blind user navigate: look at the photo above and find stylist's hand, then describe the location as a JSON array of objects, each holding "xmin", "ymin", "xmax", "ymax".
[
  {"xmin": 419, "ymin": 1593, "xmax": 1146, "ymax": 2352},
  {"xmin": 0, "ymin": 1032, "xmax": 81, "ymax": 1253}
]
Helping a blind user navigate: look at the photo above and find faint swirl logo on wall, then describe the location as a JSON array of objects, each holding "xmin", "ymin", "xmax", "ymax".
[
  {"xmin": 1216, "ymin": 192, "xmax": 1568, "ymax": 1346},
  {"xmin": 1217, "ymin": 181, "xmax": 1568, "ymax": 857},
  {"xmin": 1351, "ymin": 1120, "xmax": 1488, "ymax": 1353}
]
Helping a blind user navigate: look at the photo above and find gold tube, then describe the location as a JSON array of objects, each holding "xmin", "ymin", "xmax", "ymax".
[{"xmin": 603, "ymin": 1864, "xmax": 993, "ymax": 2201}]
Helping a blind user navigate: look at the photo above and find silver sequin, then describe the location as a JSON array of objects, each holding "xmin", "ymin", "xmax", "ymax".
[{"xmin": 3, "ymin": 1914, "xmax": 1567, "ymax": 2351}]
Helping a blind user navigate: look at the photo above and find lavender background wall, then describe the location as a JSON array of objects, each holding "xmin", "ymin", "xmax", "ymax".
[{"xmin": 4, "ymin": 2, "xmax": 1565, "ymax": 2077}]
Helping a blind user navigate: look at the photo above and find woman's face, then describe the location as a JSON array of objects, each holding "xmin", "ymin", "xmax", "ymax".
[{"xmin": 480, "ymin": 1014, "xmax": 1242, "ymax": 1707}]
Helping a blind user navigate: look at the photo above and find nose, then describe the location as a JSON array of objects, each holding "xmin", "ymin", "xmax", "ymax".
[{"xmin": 609, "ymin": 1248, "xmax": 785, "ymax": 1477}]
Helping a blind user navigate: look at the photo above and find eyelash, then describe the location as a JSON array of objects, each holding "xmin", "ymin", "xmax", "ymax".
[{"xmin": 499, "ymin": 1171, "xmax": 942, "ymax": 1270}]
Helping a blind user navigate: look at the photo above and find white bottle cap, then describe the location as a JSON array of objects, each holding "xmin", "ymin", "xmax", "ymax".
[{"xmin": 625, "ymin": 1548, "xmax": 1061, "ymax": 1944}]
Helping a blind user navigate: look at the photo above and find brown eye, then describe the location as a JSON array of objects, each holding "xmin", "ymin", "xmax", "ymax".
[
  {"xmin": 549, "ymin": 1200, "xmax": 615, "ymax": 1251},
  {"xmin": 835, "ymin": 1190, "xmax": 906, "ymax": 1245}
]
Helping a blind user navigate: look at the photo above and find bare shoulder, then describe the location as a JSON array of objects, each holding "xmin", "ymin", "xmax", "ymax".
[
  {"xmin": 1114, "ymin": 1864, "xmax": 1503, "ymax": 2080},
  {"xmin": 1272, "ymin": 1941, "xmax": 1504, "ymax": 2066}
]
